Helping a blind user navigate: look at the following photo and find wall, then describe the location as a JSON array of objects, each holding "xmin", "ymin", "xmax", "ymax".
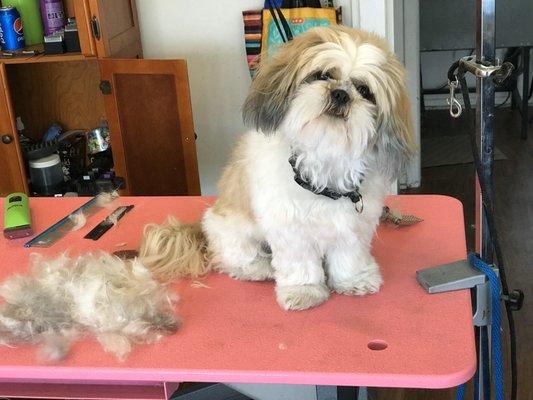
[{"xmin": 136, "ymin": 0, "xmax": 351, "ymax": 195}]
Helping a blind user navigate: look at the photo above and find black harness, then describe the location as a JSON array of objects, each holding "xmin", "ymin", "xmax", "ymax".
[{"xmin": 289, "ymin": 156, "xmax": 364, "ymax": 213}]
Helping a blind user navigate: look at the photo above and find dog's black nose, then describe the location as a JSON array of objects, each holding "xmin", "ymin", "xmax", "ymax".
[{"xmin": 331, "ymin": 89, "xmax": 350, "ymax": 105}]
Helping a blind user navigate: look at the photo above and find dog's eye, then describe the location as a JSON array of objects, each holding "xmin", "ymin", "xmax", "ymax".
[
  {"xmin": 356, "ymin": 84, "xmax": 371, "ymax": 99},
  {"xmin": 314, "ymin": 71, "xmax": 332, "ymax": 81},
  {"xmin": 356, "ymin": 84, "xmax": 375, "ymax": 103}
]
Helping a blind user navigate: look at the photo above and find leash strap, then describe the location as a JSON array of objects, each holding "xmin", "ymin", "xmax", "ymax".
[
  {"xmin": 468, "ymin": 253, "xmax": 505, "ymax": 400},
  {"xmin": 456, "ymin": 383, "xmax": 466, "ymax": 400},
  {"xmin": 456, "ymin": 65, "xmax": 519, "ymax": 400}
]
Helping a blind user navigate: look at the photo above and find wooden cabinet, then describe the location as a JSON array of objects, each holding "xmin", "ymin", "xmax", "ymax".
[
  {"xmin": 74, "ymin": 0, "xmax": 142, "ymax": 58},
  {"xmin": 0, "ymin": 1, "xmax": 200, "ymax": 197},
  {"xmin": 0, "ymin": 65, "xmax": 28, "ymax": 195},
  {"xmin": 99, "ymin": 60, "xmax": 200, "ymax": 196}
]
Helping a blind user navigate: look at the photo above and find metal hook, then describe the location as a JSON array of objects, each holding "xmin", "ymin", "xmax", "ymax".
[{"xmin": 447, "ymin": 79, "xmax": 463, "ymax": 118}]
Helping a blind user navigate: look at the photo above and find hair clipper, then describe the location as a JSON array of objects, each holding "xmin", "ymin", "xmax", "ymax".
[{"xmin": 3, "ymin": 193, "xmax": 33, "ymax": 239}]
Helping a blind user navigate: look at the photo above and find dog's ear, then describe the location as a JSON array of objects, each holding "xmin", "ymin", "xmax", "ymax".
[
  {"xmin": 242, "ymin": 47, "xmax": 300, "ymax": 134},
  {"xmin": 242, "ymin": 27, "xmax": 334, "ymax": 133},
  {"xmin": 375, "ymin": 59, "xmax": 416, "ymax": 177}
]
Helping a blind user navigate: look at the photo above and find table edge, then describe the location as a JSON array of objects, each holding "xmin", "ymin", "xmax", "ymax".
[{"xmin": 0, "ymin": 361, "xmax": 477, "ymax": 389}]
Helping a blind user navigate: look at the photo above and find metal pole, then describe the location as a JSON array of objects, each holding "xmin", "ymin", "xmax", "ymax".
[
  {"xmin": 475, "ymin": 0, "xmax": 495, "ymax": 261},
  {"xmin": 475, "ymin": 1, "xmax": 496, "ymax": 400}
]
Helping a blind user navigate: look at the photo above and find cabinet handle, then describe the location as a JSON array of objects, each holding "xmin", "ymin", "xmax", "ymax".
[
  {"xmin": 1, "ymin": 134, "xmax": 13, "ymax": 144},
  {"xmin": 91, "ymin": 16, "xmax": 101, "ymax": 40},
  {"xmin": 99, "ymin": 80, "xmax": 112, "ymax": 95}
]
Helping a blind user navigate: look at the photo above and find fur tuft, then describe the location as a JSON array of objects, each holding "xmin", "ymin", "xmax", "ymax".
[
  {"xmin": 69, "ymin": 211, "xmax": 87, "ymax": 231},
  {"xmin": 0, "ymin": 253, "xmax": 179, "ymax": 362},
  {"xmin": 95, "ymin": 190, "xmax": 119, "ymax": 208},
  {"xmin": 139, "ymin": 217, "xmax": 210, "ymax": 282}
]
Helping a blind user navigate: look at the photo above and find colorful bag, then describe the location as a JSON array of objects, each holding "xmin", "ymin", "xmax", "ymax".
[
  {"xmin": 261, "ymin": 7, "xmax": 337, "ymax": 60},
  {"xmin": 243, "ymin": 2, "xmax": 339, "ymax": 78}
]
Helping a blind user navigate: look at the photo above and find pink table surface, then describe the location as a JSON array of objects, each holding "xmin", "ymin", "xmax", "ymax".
[{"xmin": 0, "ymin": 195, "xmax": 476, "ymax": 389}]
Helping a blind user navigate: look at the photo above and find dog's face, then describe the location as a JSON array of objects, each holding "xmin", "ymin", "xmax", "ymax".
[{"xmin": 243, "ymin": 26, "xmax": 415, "ymax": 177}]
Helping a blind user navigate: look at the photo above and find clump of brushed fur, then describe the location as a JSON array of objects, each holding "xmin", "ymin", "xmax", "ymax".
[
  {"xmin": 65, "ymin": 191, "xmax": 119, "ymax": 232},
  {"xmin": 69, "ymin": 210, "xmax": 87, "ymax": 231},
  {"xmin": 139, "ymin": 217, "xmax": 209, "ymax": 282},
  {"xmin": 96, "ymin": 190, "xmax": 119, "ymax": 208},
  {"xmin": 0, "ymin": 253, "xmax": 179, "ymax": 362}
]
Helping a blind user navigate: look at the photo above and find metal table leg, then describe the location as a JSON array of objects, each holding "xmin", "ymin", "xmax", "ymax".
[{"xmin": 315, "ymin": 386, "xmax": 359, "ymax": 400}]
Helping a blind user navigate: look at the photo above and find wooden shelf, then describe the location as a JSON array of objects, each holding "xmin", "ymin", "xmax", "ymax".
[
  {"xmin": 0, "ymin": 0, "xmax": 145, "ymax": 198},
  {"xmin": 0, "ymin": 52, "xmax": 93, "ymax": 65}
]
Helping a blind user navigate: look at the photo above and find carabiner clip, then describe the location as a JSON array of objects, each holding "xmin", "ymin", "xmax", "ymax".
[{"xmin": 447, "ymin": 79, "xmax": 462, "ymax": 118}]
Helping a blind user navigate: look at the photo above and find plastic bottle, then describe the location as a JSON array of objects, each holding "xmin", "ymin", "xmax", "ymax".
[
  {"xmin": 16, "ymin": 116, "xmax": 30, "ymax": 145},
  {"xmin": 1, "ymin": 0, "xmax": 44, "ymax": 45},
  {"xmin": 39, "ymin": 0, "xmax": 64, "ymax": 36},
  {"xmin": 15, "ymin": 116, "xmax": 25, "ymax": 135}
]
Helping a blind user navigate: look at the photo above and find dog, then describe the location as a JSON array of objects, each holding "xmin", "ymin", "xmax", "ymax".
[{"xmin": 140, "ymin": 25, "xmax": 415, "ymax": 311}]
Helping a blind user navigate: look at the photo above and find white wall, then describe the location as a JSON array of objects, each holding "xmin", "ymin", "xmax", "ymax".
[
  {"xmin": 137, "ymin": 0, "xmax": 262, "ymax": 195},
  {"xmin": 137, "ymin": 0, "xmax": 351, "ymax": 195}
]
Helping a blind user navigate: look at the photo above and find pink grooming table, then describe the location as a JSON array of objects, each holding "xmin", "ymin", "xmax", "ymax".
[{"xmin": 0, "ymin": 195, "xmax": 476, "ymax": 399}]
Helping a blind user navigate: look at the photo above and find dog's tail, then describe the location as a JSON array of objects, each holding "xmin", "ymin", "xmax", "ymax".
[{"xmin": 139, "ymin": 217, "xmax": 209, "ymax": 282}]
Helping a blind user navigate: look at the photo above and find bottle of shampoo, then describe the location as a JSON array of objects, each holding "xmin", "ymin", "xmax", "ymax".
[{"xmin": 39, "ymin": 0, "xmax": 64, "ymax": 36}]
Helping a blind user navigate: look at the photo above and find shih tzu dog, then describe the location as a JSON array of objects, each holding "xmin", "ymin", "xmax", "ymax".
[{"xmin": 140, "ymin": 25, "xmax": 415, "ymax": 311}]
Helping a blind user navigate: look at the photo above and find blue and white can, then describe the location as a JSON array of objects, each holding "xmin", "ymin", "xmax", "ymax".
[{"xmin": 0, "ymin": 6, "xmax": 25, "ymax": 51}]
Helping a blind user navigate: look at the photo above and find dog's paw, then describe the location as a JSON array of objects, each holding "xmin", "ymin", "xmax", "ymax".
[
  {"xmin": 218, "ymin": 257, "xmax": 275, "ymax": 282},
  {"xmin": 329, "ymin": 264, "xmax": 383, "ymax": 296},
  {"xmin": 276, "ymin": 284, "xmax": 330, "ymax": 311}
]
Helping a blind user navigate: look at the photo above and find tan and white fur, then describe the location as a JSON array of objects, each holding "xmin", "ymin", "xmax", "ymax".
[
  {"xmin": 140, "ymin": 26, "xmax": 415, "ymax": 311},
  {"xmin": 0, "ymin": 253, "xmax": 178, "ymax": 361}
]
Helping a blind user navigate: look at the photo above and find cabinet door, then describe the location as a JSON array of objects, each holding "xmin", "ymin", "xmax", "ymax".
[
  {"xmin": 73, "ymin": 0, "xmax": 97, "ymax": 57},
  {"xmin": 89, "ymin": 0, "xmax": 142, "ymax": 59},
  {"xmin": 0, "ymin": 64, "xmax": 27, "ymax": 196},
  {"xmin": 99, "ymin": 59, "xmax": 200, "ymax": 196}
]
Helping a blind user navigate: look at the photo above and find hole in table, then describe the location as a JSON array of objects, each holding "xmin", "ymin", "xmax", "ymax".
[{"xmin": 367, "ymin": 340, "xmax": 388, "ymax": 351}]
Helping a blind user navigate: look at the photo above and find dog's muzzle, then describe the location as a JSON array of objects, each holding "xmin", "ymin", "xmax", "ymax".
[{"xmin": 326, "ymin": 89, "xmax": 351, "ymax": 119}]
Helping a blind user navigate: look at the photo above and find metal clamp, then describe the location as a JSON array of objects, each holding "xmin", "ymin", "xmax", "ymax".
[
  {"xmin": 447, "ymin": 79, "xmax": 463, "ymax": 118},
  {"xmin": 459, "ymin": 56, "xmax": 500, "ymax": 78},
  {"xmin": 458, "ymin": 55, "xmax": 514, "ymax": 85},
  {"xmin": 416, "ymin": 259, "xmax": 498, "ymax": 326}
]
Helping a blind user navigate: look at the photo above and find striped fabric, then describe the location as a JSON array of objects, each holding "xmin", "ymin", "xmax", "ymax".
[{"xmin": 243, "ymin": 10, "xmax": 263, "ymax": 78}]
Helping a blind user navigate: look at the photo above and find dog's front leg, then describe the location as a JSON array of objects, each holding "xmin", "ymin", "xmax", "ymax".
[
  {"xmin": 326, "ymin": 237, "xmax": 383, "ymax": 296},
  {"xmin": 268, "ymin": 235, "xmax": 329, "ymax": 311}
]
